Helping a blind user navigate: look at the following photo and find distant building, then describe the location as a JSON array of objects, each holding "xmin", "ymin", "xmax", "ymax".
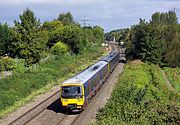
[{"xmin": 113, "ymin": 36, "xmax": 115, "ymax": 42}]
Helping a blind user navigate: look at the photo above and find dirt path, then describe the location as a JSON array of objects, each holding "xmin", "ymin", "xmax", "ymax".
[{"xmin": 160, "ymin": 68, "xmax": 174, "ymax": 91}]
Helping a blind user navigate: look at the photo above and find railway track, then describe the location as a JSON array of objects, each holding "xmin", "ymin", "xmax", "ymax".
[
  {"xmin": 8, "ymin": 91, "xmax": 60, "ymax": 125},
  {"xmin": 56, "ymin": 112, "xmax": 81, "ymax": 125},
  {"xmin": 2, "ymin": 43, "xmax": 119, "ymax": 125}
]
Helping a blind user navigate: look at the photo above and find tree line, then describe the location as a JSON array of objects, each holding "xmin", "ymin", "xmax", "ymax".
[
  {"xmin": 106, "ymin": 10, "xmax": 180, "ymax": 67},
  {"xmin": 0, "ymin": 9, "xmax": 104, "ymax": 68}
]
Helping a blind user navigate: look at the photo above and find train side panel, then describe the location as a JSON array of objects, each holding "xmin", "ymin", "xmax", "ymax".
[
  {"xmin": 109, "ymin": 53, "xmax": 119, "ymax": 72},
  {"xmin": 83, "ymin": 63, "xmax": 108, "ymax": 103}
]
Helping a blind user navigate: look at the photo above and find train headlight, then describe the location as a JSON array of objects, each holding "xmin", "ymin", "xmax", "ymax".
[
  {"xmin": 77, "ymin": 99, "xmax": 83, "ymax": 102},
  {"xmin": 63, "ymin": 99, "xmax": 68, "ymax": 102}
]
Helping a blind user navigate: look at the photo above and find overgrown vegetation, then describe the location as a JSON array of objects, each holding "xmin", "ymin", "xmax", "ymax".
[
  {"xmin": 163, "ymin": 67, "xmax": 180, "ymax": 93},
  {"xmin": 95, "ymin": 61, "xmax": 180, "ymax": 125}
]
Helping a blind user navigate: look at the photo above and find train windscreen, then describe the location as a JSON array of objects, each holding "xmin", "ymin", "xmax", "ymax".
[{"xmin": 61, "ymin": 86, "xmax": 82, "ymax": 98}]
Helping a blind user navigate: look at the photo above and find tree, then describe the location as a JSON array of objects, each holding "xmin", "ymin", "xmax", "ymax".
[
  {"xmin": 57, "ymin": 12, "xmax": 74, "ymax": 25},
  {"xmin": 50, "ymin": 25, "xmax": 84, "ymax": 54},
  {"xmin": 83, "ymin": 27, "xmax": 95, "ymax": 45},
  {"xmin": 126, "ymin": 19, "xmax": 165, "ymax": 64},
  {"xmin": 150, "ymin": 10, "xmax": 178, "ymax": 25},
  {"xmin": 42, "ymin": 20, "xmax": 64, "ymax": 48},
  {"xmin": 92, "ymin": 26, "xmax": 104, "ymax": 43},
  {"xmin": 12, "ymin": 8, "xmax": 49, "ymax": 65},
  {"xmin": 0, "ymin": 23, "xmax": 12, "ymax": 56},
  {"xmin": 151, "ymin": 12, "xmax": 161, "ymax": 25},
  {"xmin": 168, "ymin": 10, "xmax": 178, "ymax": 24},
  {"xmin": 42, "ymin": 20, "xmax": 63, "ymax": 32},
  {"xmin": 164, "ymin": 25, "xmax": 180, "ymax": 67}
]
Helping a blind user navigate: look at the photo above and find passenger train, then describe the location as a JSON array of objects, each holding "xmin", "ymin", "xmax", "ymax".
[{"xmin": 60, "ymin": 47, "xmax": 119, "ymax": 110}]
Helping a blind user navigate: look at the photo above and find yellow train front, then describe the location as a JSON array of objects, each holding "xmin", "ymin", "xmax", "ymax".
[
  {"xmin": 60, "ymin": 51, "xmax": 119, "ymax": 111},
  {"xmin": 60, "ymin": 83, "xmax": 85, "ymax": 110}
]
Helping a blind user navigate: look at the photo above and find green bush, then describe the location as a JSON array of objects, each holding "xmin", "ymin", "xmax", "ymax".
[
  {"xmin": 50, "ymin": 41, "xmax": 68, "ymax": 55},
  {"xmin": 0, "ymin": 57, "xmax": 15, "ymax": 71}
]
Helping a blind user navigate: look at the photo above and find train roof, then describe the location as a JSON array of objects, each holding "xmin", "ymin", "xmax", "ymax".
[
  {"xmin": 62, "ymin": 61, "xmax": 108, "ymax": 85},
  {"xmin": 101, "ymin": 51, "xmax": 119, "ymax": 62}
]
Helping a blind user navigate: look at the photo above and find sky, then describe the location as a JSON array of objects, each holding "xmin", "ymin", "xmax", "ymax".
[{"xmin": 0, "ymin": 0, "xmax": 180, "ymax": 32}]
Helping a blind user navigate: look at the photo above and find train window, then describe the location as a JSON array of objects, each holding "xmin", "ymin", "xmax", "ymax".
[
  {"xmin": 84, "ymin": 84, "xmax": 90, "ymax": 97},
  {"xmin": 61, "ymin": 86, "xmax": 82, "ymax": 98},
  {"xmin": 90, "ymin": 76, "xmax": 96, "ymax": 89}
]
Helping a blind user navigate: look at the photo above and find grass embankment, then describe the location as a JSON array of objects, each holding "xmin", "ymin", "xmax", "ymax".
[
  {"xmin": 0, "ymin": 45, "xmax": 108, "ymax": 118},
  {"xmin": 163, "ymin": 67, "xmax": 180, "ymax": 93},
  {"xmin": 95, "ymin": 60, "xmax": 180, "ymax": 125}
]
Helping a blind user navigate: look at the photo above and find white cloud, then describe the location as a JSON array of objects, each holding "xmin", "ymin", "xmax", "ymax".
[{"xmin": 0, "ymin": 0, "xmax": 180, "ymax": 31}]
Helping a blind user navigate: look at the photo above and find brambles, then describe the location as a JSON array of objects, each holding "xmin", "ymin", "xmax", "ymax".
[{"xmin": 0, "ymin": 57, "xmax": 15, "ymax": 71}]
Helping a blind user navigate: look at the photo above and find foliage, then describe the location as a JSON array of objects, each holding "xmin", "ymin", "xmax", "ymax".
[
  {"xmin": 163, "ymin": 67, "xmax": 180, "ymax": 93},
  {"xmin": 0, "ymin": 10, "xmax": 104, "ymax": 66},
  {"xmin": 10, "ymin": 8, "xmax": 49, "ymax": 66},
  {"xmin": 13, "ymin": 59, "xmax": 26, "ymax": 73},
  {"xmin": 96, "ymin": 61, "xmax": 180, "ymax": 125},
  {"xmin": 105, "ymin": 28, "xmax": 130, "ymax": 43},
  {"xmin": 0, "ymin": 45, "xmax": 106, "ymax": 117},
  {"xmin": 42, "ymin": 21, "xmax": 63, "ymax": 32},
  {"xmin": 57, "ymin": 12, "xmax": 75, "ymax": 25},
  {"xmin": 106, "ymin": 10, "xmax": 179, "ymax": 67},
  {"xmin": 49, "ymin": 25, "xmax": 84, "ymax": 54},
  {"xmin": 163, "ymin": 25, "xmax": 180, "ymax": 67},
  {"xmin": 124, "ymin": 10, "xmax": 180, "ymax": 67},
  {"xmin": 150, "ymin": 11, "xmax": 178, "ymax": 25},
  {"xmin": 129, "ymin": 19, "xmax": 165, "ymax": 64},
  {"xmin": 50, "ymin": 41, "xmax": 68, "ymax": 55},
  {"xmin": 0, "ymin": 57, "xmax": 15, "ymax": 71},
  {"xmin": 92, "ymin": 26, "xmax": 104, "ymax": 43},
  {"xmin": 48, "ymin": 24, "xmax": 104, "ymax": 54},
  {"xmin": 0, "ymin": 23, "xmax": 12, "ymax": 56}
]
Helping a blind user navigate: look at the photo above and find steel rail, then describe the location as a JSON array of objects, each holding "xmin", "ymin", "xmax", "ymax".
[{"xmin": 9, "ymin": 90, "xmax": 60, "ymax": 125}]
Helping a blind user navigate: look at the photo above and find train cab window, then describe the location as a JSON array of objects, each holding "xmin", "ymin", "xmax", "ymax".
[{"xmin": 62, "ymin": 86, "xmax": 82, "ymax": 98}]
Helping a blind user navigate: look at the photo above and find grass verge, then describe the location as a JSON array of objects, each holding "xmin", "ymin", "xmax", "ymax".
[
  {"xmin": 95, "ymin": 60, "xmax": 180, "ymax": 125},
  {"xmin": 163, "ymin": 67, "xmax": 180, "ymax": 93}
]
